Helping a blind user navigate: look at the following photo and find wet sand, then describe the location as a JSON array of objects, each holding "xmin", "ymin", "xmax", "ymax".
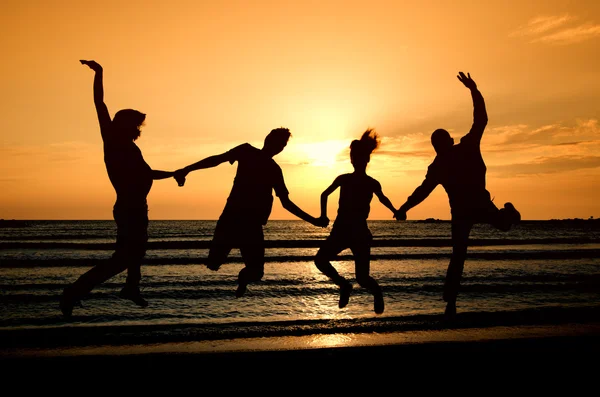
[{"xmin": 3, "ymin": 322, "xmax": 599, "ymax": 383}]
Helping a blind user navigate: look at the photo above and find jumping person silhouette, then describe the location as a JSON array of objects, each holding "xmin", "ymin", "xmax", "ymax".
[
  {"xmin": 395, "ymin": 72, "xmax": 521, "ymax": 319},
  {"xmin": 315, "ymin": 129, "xmax": 399, "ymax": 314},
  {"xmin": 59, "ymin": 60, "xmax": 176, "ymax": 318},
  {"xmin": 174, "ymin": 128, "xmax": 327, "ymax": 297}
]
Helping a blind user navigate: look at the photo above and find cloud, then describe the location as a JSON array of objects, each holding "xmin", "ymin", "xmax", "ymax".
[
  {"xmin": 511, "ymin": 14, "xmax": 600, "ymax": 45},
  {"xmin": 511, "ymin": 14, "xmax": 573, "ymax": 36},
  {"xmin": 0, "ymin": 177, "xmax": 20, "ymax": 183},
  {"xmin": 552, "ymin": 140, "xmax": 593, "ymax": 147},
  {"xmin": 532, "ymin": 23, "xmax": 600, "ymax": 45},
  {"xmin": 488, "ymin": 119, "xmax": 600, "ymax": 150},
  {"xmin": 376, "ymin": 119, "xmax": 600, "ymax": 178},
  {"xmin": 0, "ymin": 141, "xmax": 99, "ymax": 165},
  {"xmin": 489, "ymin": 155, "xmax": 600, "ymax": 177}
]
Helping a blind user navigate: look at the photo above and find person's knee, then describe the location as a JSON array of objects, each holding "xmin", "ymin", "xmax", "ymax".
[
  {"xmin": 242, "ymin": 267, "xmax": 264, "ymax": 282},
  {"xmin": 314, "ymin": 257, "xmax": 328, "ymax": 272},
  {"xmin": 355, "ymin": 274, "xmax": 370, "ymax": 287}
]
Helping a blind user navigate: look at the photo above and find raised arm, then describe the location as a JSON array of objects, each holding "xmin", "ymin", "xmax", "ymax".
[
  {"xmin": 173, "ymin": 152, "xmax": 231, "ymax": 186},
  {"xmin": 458, "ymin": 72, "xmax": 488, "ymax": 143},
  {"xmin": 80, "ymin": 60, "xmax": 111, "ymax": 140}
]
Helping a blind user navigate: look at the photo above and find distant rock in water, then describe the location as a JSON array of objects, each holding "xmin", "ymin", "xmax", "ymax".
[
  {"xmin": 416, "ymin": 218, "xmax": 446, "ymax": 223},
  {"xmin": 0, "ymin": 219, "xmax": 30, "ymax": 228}
]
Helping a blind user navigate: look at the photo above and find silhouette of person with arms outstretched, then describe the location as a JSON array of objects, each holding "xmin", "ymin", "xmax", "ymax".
[
  {"xmin": 59, "ymin": 60, "xmax": 176, "ymax": 318},
  {"xmin": 174, "ymin": 128, "xmax": 327, "ymax": 297},
  {"xmin": 395, "ymin": 72, "xmax": 521, "ymax": 319},
  {"xmin": 315, "ymin": 129, "xmax": 399, "ymax": 314}
]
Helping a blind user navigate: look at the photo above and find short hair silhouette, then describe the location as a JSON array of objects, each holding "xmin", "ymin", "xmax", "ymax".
[
  {"xmin": 264, "ymin": 127, "xmax": 292, "ymax": 147},
  {"xmin": 113, "ymin": 109, "xmax": 146, "ymax": 141},
  {"xmin": 431, "ymin": 128, "xmax": 453, "ymax": 154},
  {"xmin": 350, "ymin": 128, "xmax": 380, "ymax": 165}
]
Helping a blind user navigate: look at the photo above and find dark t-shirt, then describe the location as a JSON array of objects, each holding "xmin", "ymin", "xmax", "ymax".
[
  {"xmin": 335, "ymin": 173, "xmax": 381, "ymax": 223},
  {"xmin": 403, "ymin": 88, "xmax": 490, "ymax": 215},
  {"xmin": 221, "ymin": 143, "xmax": 289, "ymax": 225},
  {"xmin": 103, "ymin": 135, "xmax": 153, "ymax": 211},
  {"xmin": 426, "ymin": 134, "xmax": 489, "ymax": 211}
]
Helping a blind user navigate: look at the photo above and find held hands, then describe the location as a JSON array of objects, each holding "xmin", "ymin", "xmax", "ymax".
[
  {"xmin": 394, "ymin": 209, "xmax": 407, "ymax": 221},
  {"xmin": 314, "ymin": 215, "xmax": 330, "ymax": 228},
  {"xmin": 457, "ymin": 71, "xmax": 477, "ymax": 90},
  {"xmin": 174, "ymin": 169, "xmax": 188, "ymax": 187},
  {"xmin": 80, "ymin": 60, "xmax": 103, "ymax": 72}
]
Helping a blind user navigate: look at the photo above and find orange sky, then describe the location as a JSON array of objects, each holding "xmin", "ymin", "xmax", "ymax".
[{"xmin": 1, "ymin": 0, "xmax": 599, "ymax": 220}]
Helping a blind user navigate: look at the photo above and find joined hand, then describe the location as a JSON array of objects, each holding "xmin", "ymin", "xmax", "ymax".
[
  {"xmin": 315, "ymin": 216, "xmax": 329, "ymax": 228},
  {"xmin": 174, "ymin": 169, "xmax": 188, "ymax": 187},
  {"xmin": 394, "ymin": 210, "xmax": 407, "ymax": 221}
]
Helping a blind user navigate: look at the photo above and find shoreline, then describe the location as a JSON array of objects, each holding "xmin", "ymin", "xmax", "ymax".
[
  {"xmin": 3, "ymin": 323, "xmax": 599, "ymax": 381},
  {"xmin": 3, "ymin": 322, "xmax": 600, "ymax": 359}
]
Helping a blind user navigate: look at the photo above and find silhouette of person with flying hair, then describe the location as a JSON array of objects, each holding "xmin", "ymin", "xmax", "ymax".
[
  {"xmin": 315, "ymin": 129, "xmax": 399, "ymax": 314},
  {"xmin": 395, "ymin": 72, "xmax": 521, "ymax": 319},
  {"xmin": 59, "ymin": 60, "xmax": 176, "ymax": 318},
  {"xmin": 174, "ymin": 128, "xmax": 328, "ymax": 297}
]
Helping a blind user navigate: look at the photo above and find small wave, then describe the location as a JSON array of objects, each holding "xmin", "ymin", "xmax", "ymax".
[
  {"xmin": 2, "ymin": 249, "xmax": 599, "ymax": 268},
  {"xmin": 1, "ymin": 305, "xmax": 599, "ymax": 349}
]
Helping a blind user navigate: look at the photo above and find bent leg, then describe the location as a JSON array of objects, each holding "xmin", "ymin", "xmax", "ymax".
[
  {"xmin": 60, "ymin": 253, "xmax": 131, "ymax": 317},
  {"xmin": 315, "ymin": 236, "xmax": 352, "ymax": 308},
  {"xmin": 352, "ymin": 243, "xmax": 384, "ymax": 314},
  {"xmin": 315, "ymin": 237, "xmax": 348, "ymax": 285},
  {"xmin": 114, "ymin": 208, "xmax": 149, "ymax": 306},
  {"xmin": 206, "ymin": 219, "xmax": 233, "ymax": 271},
  {"xmin": 237, "ymin": 223, "xmax": 265, "ymax": 297},
  {"xmin": 443, "ymin": 219, "xmax": 473, "ymax": 306},
  {"xmin": 67, "ymin": 256, "xmax": 130, "ymax": 300}
]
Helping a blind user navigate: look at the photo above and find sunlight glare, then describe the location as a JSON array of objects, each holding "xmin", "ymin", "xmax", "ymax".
[{"xmin": 291, "ymin": 139, "xmax": 350, "ymax": 167}]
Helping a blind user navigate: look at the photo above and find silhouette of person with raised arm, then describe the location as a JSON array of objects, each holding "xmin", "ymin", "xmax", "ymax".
[
  {"xmin": 59, "ymin": 60, "xmax": 176, "ymax": 318},
  {"xmin": 174, "ymin": 128, "xmax": 327, "ymax": 297},
  {"xmin": 315, "ymin": 129, "xmax": 399, "ymax": 314},
  {"xmin": 395, "ymin": 72, "xmax": 521, "ymax": 319}
]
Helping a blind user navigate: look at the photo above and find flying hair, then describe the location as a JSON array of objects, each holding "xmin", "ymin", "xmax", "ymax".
[{"xmin": 350, "ymin": 128, "xmax": 380, "ymax": 163}]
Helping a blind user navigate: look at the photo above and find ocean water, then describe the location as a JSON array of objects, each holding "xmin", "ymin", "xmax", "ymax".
[{"xmin": 1, "ymin": 219, "xmax": 599, "ymax": 349}]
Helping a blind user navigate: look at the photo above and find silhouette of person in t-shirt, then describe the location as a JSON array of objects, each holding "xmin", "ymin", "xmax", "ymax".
[
  {"xmin": 395, "ymin": 72, "xmax": 521, "ymax": 319},
  {"xmin": 175, "ymin": 128, "xmax": 327, "ymax": 297},
  {"xmin": 59, "ymin": 60, "xmax": 176, "ymax": 318},
  {"xmin": 316, "ymin": 129, "xmax": 399, "ymax": 314}
]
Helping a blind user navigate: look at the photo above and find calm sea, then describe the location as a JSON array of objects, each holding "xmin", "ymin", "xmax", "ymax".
[{"xmin": 1, "ymin": 219, "xmax": 599, "ymax": 349}]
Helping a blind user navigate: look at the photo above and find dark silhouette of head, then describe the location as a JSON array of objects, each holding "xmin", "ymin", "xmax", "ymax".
[
  {"xmin": 350, "ymin": 128, "xmax": 380, "ymax": 170},
  {"xmin": 431, "ymin": 128, "xmax": 454, "ymax": 154},
  {"xmin": 263, "ymin": 127, "xmax": 291, "ymax": 157},
  {"xmin": 113, "ymin": 109, "xmax": 146, "ymax": 141}
]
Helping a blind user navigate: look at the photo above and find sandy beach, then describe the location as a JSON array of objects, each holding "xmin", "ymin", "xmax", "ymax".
[{"xmin": 3, "ymin": 322, "xmax": 599, "ymax": 383}]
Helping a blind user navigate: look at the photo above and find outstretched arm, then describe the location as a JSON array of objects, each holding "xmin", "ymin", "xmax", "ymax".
[
  {"xmin": 174, "ymin": 153, "xmax": 230, "ymax": 186},
  {"xmin": 374, "ymin": 187, "xmax": 399, "ymax": 219},
  {"xmin": 280, "ymin": 194, "xmax": 327, "ymax": 227},
  {"xmin": 80, "ymin": 60, "xmax": 111, "ymax": 140},
  {"xmin": 458, "ymin": 71, "xmax": 488, "ymax": 143},
  {"xmin": 152, "ymin": 170, "xmax": 175, "ymax": 180},
  {"xmin": 397, "ymin": 174, "xmax": 438, "ymax": 220}
]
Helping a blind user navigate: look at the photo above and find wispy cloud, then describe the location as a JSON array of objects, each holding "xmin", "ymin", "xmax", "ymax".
[
  {"xmin": 511, "ymin": 14, "xmax": 600, "ymax": 45},
  {"xmin": 532, "ymin": 23, "xmax": 600, "ymax": 45},
  {"xmin": 490, "ymin": 155, "xmax": 600, "ymax": 177},
  {"xmin": 511, "ymin": 14, "xmax": 573, "ymax": 36},
  {"xmin": 487, "ymin": 119, "xmax": 600, "ymax": 150},
  {"xmin": 0, "ymin": 142, "xmax": 100, "ymax": 165}
]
